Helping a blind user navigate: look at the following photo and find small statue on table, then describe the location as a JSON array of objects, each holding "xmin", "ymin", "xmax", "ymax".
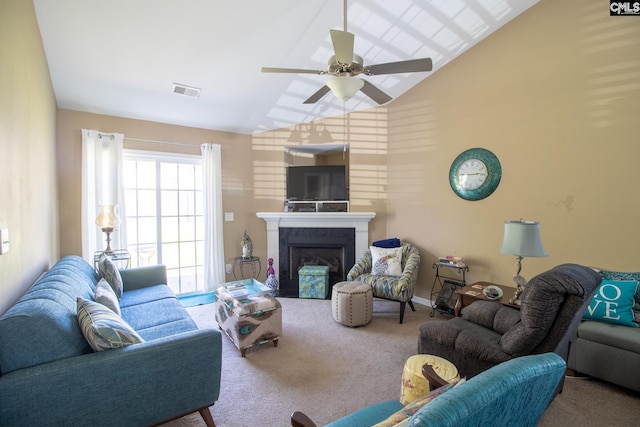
[{"xmin": 241, "ymin": 230, "xmax": 253, "ymax": 259}]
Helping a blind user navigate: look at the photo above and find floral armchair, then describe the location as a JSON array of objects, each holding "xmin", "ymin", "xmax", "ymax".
[{"xmin": 347, "ymin": 242, "xmax": 420, "ymax": 323}]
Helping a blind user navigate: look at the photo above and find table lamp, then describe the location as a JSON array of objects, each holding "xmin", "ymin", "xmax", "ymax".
[
  {"xmin": 95, "ymin": 204, "xmax": 121, "ymax": 254},
  {"xmin": 500, "ymin": 219, "xmax": 547, "ymax": 305}
]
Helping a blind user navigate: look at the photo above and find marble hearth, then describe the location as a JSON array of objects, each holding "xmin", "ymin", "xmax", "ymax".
[{"xmin": 256, "ymin": 212, "xmax": 375, "ymax": 294}]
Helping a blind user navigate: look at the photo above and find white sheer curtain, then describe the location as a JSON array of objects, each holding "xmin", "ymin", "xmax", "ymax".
[
  {"xmin": 201, "ymin": 143, "xmax": 225, "ymax": 291},
  {"xmin": 81, "ymin": 129, "xmax": 127, "ymax": 261}
]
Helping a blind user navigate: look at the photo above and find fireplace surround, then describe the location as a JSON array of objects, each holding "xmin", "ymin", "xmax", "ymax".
[{"xmin": 257, "ymin": 212, "xmax": 376, "ymax": 297}]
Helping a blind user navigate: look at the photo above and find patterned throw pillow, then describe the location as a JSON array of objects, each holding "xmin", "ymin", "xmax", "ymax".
[
  {"xmin": 370, "ymin": 245, "xmax": 403, "ymax": 276},
  {"xmin": 77, "ymin": 297, "xmax": 144, "ymax": 351},
  {"xmin": 584, "ymin": 280, "xmax": 638, "ymax": 328},
  {"xmin": 372, "ymin": 381, "xmax": 462, "ymax": 427},
  {"xmin": 98, "ymin": 254, "xmax": 123, "ymax": 299},
  {"xmin": 94, "ymin": 278, "xmax": 121, "ymax": 316}
]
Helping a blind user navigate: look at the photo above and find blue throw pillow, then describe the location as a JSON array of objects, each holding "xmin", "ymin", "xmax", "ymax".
[
  {"xmin": 584, "ymin": 280, "xmax": 638, "ymax": 328},
  {"xmin": 598, "ymin": 270, "xmax": 640, "ymax": 311},
  {"xmin": 372, "ymin": 238, "xmax": 401, "ymax": 248}
]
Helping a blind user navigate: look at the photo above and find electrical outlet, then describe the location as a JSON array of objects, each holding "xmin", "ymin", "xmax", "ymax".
[
  {"xmin": 224, "ymin": 212, "xmax": 234, "ymax": 221},
  {"xmin": 225, "ymin": 263, "xmax": 232, "ymax": 274},
  {"xmin": 0, "ymin": 228, "xmax": 8, "ymax": 255}
]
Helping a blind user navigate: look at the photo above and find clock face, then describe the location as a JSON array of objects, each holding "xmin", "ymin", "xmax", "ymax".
[
  {"xmin": 449, "ymin": 148, "xmax": 501, "ymax": 201},
  {"xmin": 457, "ymin": 159, "xmax": 488, "ymax": 190}
]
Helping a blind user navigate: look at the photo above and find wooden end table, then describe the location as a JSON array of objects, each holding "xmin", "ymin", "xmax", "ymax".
[{"xmin": 454, "ymin": 282, "xmax": 519, "ymax": 317}]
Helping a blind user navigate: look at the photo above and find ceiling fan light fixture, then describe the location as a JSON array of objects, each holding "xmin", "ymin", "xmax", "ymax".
[{"xmin": 326, "ymin": 77, "xmax": 364, "ymax": 101}]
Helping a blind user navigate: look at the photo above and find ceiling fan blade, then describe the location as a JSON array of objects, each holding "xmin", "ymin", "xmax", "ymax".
[
  {"xmin": 303, "ymin": 85, "xmax": 332, "ymax": 104},
  {"xmin": 261, "ymin": 67, "xmax": 325, "ymax": 75},
  {"xmin": 330, "ymin": 30, "xmax": 355, "ymax": 65},
  {"xmin": 365, "ymin": 58, "xmax": 433, "ymax": 75},
  {"xmin": 360, "ymin": 80, "xmax": 392, "ymax": 105}
]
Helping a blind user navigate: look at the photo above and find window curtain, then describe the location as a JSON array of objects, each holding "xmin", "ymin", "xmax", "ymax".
[
  {"xmin": 201, "ymin": 143, "xmax": 225, "ymax": 291},
  {"xmin": 81, "ymin": 129, "xmax": 127, "ymax": 261}
]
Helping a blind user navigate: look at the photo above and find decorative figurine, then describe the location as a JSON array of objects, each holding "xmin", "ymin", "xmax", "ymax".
[
  {"xmin": 265, "ymin": 257, "xmax": 279, "ymax": 293},
  {"xmin": 241, "ymin": 230, "xmax": 253, "ymax": 258}
]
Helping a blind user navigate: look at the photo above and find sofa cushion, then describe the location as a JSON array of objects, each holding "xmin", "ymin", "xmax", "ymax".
[
  {"xmin": 0, "ymin": 256, "xmax": 96, "ymax": 374},
  {"xmin": 98, "ymin": 254, "xmax": 123, "ymax": 298},
  {"xmin": 577, "ymin": 320, "xmax": 640, "ymax": 353},
  {"xmin": 95, "ymin": 278, "xmax": 121, "ymax": 316},
  {"xmin": 77, "ymin": 297, "xmax": 144, "ymax": 351},
  {"xmin": 584, "ymin": 280, "xmax": 638, "ymax": 328},
  {"xmin": 121, "ymin": 296, "xmax": 198, "ymax": 341}
]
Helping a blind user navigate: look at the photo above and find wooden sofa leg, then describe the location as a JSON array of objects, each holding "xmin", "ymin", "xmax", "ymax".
[
  {"xmin": 408, "ymin": 300, "xmax": 416, "ymax": 312},
  {"xmin": 399, "ymin": 302, "xmax": 406, "ymax": 324},
  {"xmin": 198, "ymin": 407, "xmax": 216, "ymax": 427}
]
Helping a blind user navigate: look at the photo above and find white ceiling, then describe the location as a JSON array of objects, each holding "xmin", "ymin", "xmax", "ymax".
[{"xmin": 33, "ymin": 0, "xmax": 538, "ymax": 135}]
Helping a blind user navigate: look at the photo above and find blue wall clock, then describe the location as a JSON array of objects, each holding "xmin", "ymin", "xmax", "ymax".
[{"xmin": 449, "ymin": 148, "xmax": 502, "ymax": 201}]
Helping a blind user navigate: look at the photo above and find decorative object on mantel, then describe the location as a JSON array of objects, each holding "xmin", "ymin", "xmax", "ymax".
[
  {"xmin": 241, "ymin": 231, "xmax": 253, "ymax": 258},
  {"xmin": 265, "ymin": 257, "xmax": 279, "ymax": 293},
  {"xmin": 500, "ymin": 219, "xmax": 547, "ymax": 305}
]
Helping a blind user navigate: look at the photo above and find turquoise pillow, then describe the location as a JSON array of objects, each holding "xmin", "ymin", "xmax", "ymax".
[
  {"xmin": 598, "ymin": 270, "xmax": 640, "ymax": 311},
  {"xmin": 584, "ymin": 280, "xmax": 638, "ymax": 328}
]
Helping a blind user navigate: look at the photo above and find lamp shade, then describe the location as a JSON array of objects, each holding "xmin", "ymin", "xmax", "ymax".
[
  {"xmin": 500, "ymin": 220, "xmax": 547, "ymax": 258},
  {"xmin": 326, "ymin": 77, "xmax": 364, "ymax": 101},
  {"xmin": 95, "ymin": 205, "xmax": 121, "ymax": 230}
]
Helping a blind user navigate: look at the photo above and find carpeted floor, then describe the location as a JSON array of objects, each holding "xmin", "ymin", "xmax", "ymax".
[{"xmin": 162, "ymin": 298, "xmax": 640, "ymax": 427}]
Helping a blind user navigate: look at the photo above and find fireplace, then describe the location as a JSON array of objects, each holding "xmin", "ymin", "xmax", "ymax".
[
  {"xmin": 256, "ymin": 211, "xmax": 376, "ymax": 297},
  {"xmin": 278, "ymin": 227, "xmax": 355, "ymax": 297}
]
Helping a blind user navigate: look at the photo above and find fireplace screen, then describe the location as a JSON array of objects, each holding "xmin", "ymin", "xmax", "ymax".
[{"xmin": 289, "ymin": 246, "xmax": 345, "ymax": 280}]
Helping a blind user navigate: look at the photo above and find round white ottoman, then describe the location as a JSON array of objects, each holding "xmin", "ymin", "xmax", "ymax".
[{"xmin": 332, "ymin": 281, "xmax": 373, "ymax": 327}]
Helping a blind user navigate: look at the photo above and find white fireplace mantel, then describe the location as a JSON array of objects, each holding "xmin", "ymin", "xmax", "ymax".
[{"xmin": 256, "ymin": 212, "xmax": 376, "ymax": 279}]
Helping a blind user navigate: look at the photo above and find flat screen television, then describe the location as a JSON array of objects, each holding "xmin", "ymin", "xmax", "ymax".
[{"xmin": 286, "ymin": 165, "xmax": 347, "ymax": 201}]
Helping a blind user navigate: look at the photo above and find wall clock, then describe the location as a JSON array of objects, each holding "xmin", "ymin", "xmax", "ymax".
[{"xmin": 449, "ymin": 148, "xmax": 501, "ymax": 201}]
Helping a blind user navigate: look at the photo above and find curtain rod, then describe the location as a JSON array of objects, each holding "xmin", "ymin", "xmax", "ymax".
[{"xmin": 124, "ymin": 136, "xmax": 197, "ymax": 148}]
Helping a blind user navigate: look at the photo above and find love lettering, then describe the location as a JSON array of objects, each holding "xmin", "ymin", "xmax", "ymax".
[{"xmin": 586, "ymin": 284, "xmax": 622, "ymax": 320}]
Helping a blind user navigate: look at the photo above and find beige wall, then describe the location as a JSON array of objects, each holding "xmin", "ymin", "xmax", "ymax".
[
  {"xmin": 385, "ymin": 0, "xmax": 640, "ymax": 298},
  {"xmin": 4, "ymin": 0, "xmax": 639, "ymax": 313},
  {"xmin": 56, "ymin": 110, "xmax": 254, "ymax": 282},
  {"xmin": 252, "ymin": 0, "xmax": 640, "ymax": 300},
  {"xmin": 0, "ymin": 0, "xmax": 59, "ymax": 313}
]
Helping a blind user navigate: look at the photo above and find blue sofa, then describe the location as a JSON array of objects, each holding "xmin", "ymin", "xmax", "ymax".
[{"xmin": 0, "ymin": 255, "xmax": 222, "ymax": 426}]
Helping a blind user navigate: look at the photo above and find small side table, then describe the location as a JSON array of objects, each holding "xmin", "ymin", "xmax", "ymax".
[
  {"xmin": 454, "ymin": 282, "xmax": 519, "ymax": 317},
  {"xmin": 233, "ymin": 256, "xmax": 261, "ymax": 280},
  {"xmin": 94, "ymin": 249, "xmax": 131, "ymax": 271}
]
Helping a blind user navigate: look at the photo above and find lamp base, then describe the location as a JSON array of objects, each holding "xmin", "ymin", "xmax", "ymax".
[
  {"xmin": 508, "ymin": 274, "xmax": 527, "ymax": 305},
  {"xmin": 102, "ymin": 227, "xmax": 114, "ymax": 254}
]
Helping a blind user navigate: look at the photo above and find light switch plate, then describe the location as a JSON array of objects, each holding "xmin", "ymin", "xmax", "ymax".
[
  {"xmin": 0, "ymin": 228, "xmax": 8, "ymax": 254},
  {"xmin": 224, "ymin": 212, "xmax": 234, "ymax": 221}
]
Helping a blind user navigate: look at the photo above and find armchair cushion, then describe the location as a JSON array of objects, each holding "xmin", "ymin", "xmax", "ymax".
[
  {"xmin": 371, "ymin": 245, "xmax": 403, "ymax": 276},
  {"xmin": 348, "ymin": 243, "xmax": 420, "ymax": 302},
  {"xmin": 372, "ymin": 237, "xmax": 402, "ymax": 248}
]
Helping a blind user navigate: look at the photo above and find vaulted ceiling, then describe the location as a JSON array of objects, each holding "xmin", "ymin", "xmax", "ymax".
[{"xmin": 33, "ymin": 0, "xmax": 539, "ymax": 135}]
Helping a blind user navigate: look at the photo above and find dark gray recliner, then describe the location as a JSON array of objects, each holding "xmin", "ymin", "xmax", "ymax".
[{"xmin": 418, "ymin": 263, "xmax": 600, "ymax": 381}]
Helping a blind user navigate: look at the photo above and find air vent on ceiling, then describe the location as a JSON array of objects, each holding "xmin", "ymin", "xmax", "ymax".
[{"xmin": 172, "ymin": 83, "xmax": 201, "ymax": 98}]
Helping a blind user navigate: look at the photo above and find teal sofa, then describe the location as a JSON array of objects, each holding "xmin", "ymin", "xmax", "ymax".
[
  {"xmin": 0, "ymin": 255, "xmax": 222, "ymax": 426},
  {"xmin": 292, "ymin": 353, "xmax": 566, "ymax": 427}
]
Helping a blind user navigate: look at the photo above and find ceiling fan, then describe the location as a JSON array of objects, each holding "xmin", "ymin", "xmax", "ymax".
[{"xmin": 261, "ymin": 0, "xmax": 433, "ymax": 105}]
